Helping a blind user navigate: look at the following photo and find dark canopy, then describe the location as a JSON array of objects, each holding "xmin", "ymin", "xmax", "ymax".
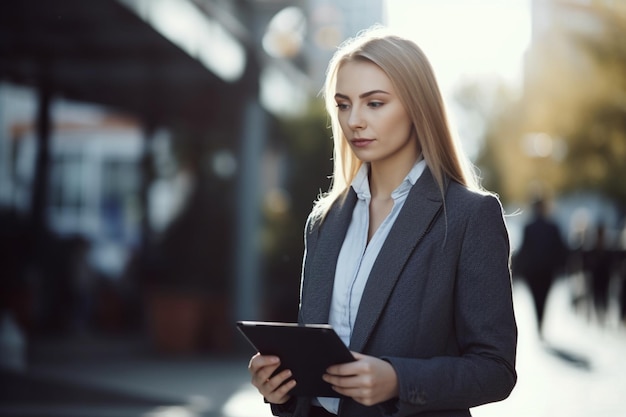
[{"xmin": 0, "ymin": 0, "xmax": 255, "ymax": 127}]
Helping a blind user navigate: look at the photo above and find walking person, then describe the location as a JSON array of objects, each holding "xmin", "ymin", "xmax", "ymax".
[
  {"xmin": 583, "ymin": 224, "xmax": 615, "ymax": 325},
  {"xmin": 248, "ymin": 26, "xmax": 517, "ymax": 417},
  {"xmin": 620, "ymin": 224, "xmax": 626, "ymax": 325},
  {"xmin": 514, "ymin": 197, "xmax": 568, "ymax": 339}
]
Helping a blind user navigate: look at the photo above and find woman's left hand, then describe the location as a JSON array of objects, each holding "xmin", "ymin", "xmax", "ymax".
[{"xmin": 323, "ymin": 352, "xmax": 399, "ymax": 406}]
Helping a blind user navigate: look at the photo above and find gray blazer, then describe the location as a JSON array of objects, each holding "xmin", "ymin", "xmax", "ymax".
[{"xmin": 273, "ymin": 167, "xmax": 517, "ymax": 417}]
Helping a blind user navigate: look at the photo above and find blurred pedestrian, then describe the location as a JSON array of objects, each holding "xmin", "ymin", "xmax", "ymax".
[
  {"xmin": 620, "ymin": 224, "xmax": 626, "ymax": 325},
  {"xmin": 618, "ymin": 255, "xmax": 626, "ymax": 326},
  {"xmin": 582, "ymin": 224, "xmax": 614, "ymax": 325},
  {"xmin": 248, "ymin": 26, "xmax": 517, "ymax": 417},
  {"xmin": 514, "ymin": 197, "xmax": 568, "ymax": 339}
]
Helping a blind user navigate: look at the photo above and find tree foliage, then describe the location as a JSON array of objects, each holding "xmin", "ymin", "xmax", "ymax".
[
  {"xmin": 457, "ymin": 2, "xmax": 626, "ymax": 213},
  {"xmin": 260, "ymin": 100, "xmax": 332, "ymax": 321},
  {"xmin": 561, "ymin": 9, "xmax": 626, "ymax": 209}
]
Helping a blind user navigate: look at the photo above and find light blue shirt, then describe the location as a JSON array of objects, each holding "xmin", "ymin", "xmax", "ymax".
[{"xmin": 317, "ymin": 158, "xmax": 426, "ymax": 414}]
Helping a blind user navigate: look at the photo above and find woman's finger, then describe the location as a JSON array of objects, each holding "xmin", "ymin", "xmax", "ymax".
[
  {"xmin": 265, "ymin": 369, "xmax": 292, "ymax": 391},
  {"xmin": 248, "ymin": 353, "xmax": 280, "ymax": 372},
  {"xmin": 249, "ymin": 354, "xmax": 282, "ymax": 390},
  {"xmin": 263, "ymin": 369, "xmax": 297, "ymax": 404}
]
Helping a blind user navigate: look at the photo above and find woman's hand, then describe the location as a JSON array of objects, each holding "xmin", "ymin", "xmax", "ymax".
[
  {"xmin": 323, "ymin": 352, "xmax": 399, "ymax": 406},
  {"xmin": 248, "ymin": 353, "xmax": 296, "ymax": 404}
]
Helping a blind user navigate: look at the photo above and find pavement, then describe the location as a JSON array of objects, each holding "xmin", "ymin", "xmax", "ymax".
[{"xmin": 1, "ymin": 277, "xmax": 625, "ymax": 417}]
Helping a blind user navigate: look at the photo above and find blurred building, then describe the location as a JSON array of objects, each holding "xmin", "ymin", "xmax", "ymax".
[
  {"xmin": 525, "ymin": 0, "xmax": 626, "ymax": 109},
  {"xmin": 0, "ymin": 0, "xmax": 310, "ymax": 340},
  {"xmin": 526, "ymin": 0, "xmax": 625, "ymax": 88},
  {"xmin": 0, "ymin": 0, "xmax": 387, "ymax": 348},
  {"xmin": 305, "ymin": 0, "xmax": 385, "ymax": 90}
]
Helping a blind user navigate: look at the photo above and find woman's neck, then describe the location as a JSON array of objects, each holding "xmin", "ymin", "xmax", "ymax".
[{"xmin": 369, "ymin": 152, "xmax": 420, "ymax": 200}]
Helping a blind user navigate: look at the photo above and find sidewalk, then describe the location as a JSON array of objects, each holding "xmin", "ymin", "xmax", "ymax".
[
  {"xmin": 474, "ymin": 278, "xmax": 626, "ymax": 417},
  {"xmin": 1, "ymin": 336, "xmax": 266, "ymax": 417},
  {"xmin": 1, "ymin": 277, "xmax": 625, "ymax": 417}
]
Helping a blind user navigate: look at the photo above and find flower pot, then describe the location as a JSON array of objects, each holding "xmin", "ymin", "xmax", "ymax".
[{"xmin": 146, "ymin": 290, "xmax": 205, "ymax": 355}]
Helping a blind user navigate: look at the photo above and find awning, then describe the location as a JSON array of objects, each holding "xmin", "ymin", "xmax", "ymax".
[{"xmin": 0, "ymin": 0, "xmax": 255, "ymax": 128}]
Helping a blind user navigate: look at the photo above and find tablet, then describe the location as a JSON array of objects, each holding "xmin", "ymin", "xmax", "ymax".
[{"xmin": 237, "ymin": 321, "xmax": 355, "ymax": 397}]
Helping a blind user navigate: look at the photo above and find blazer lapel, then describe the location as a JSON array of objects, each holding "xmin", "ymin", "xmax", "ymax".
[
  {"xmin": 350, "ymin": 168, "xmax": 444, "ymax": 351},
  {"xmin": 300, "ymin": 190, "xmax": 358, "ymax": 325}
]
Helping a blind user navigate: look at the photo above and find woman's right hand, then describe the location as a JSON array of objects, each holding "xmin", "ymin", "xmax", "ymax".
[{"xmin": 248, "ymin": 353, "xmax": 296, "ymax": 404}]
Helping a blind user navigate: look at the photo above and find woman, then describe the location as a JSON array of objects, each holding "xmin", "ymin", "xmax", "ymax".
[{"xmin": 249, "ymin": 26, "xmax": 517, "ymax": 417}]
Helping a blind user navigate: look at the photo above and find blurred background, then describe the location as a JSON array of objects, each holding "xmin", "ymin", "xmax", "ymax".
[{"xmin": 0, "ymin": 0, "xmax": 625, "ymax": 416}]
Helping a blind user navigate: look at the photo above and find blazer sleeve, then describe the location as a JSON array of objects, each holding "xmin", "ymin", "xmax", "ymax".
[{"xmin": 383, "ymin": 195, "xmax": 517, "ymax": 416}]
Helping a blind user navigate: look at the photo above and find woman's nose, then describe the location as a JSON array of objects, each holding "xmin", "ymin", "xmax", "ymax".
[{"xmin": 348, "ymin": 108, "xmax": 365, "ymax": 130}]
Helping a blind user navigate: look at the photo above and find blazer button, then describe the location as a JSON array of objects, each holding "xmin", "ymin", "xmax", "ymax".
[
  {"xmin": 410, "ymin": 389, "xmax": 427, "ymax": 405},
  {"xmin": 409, "ymin": 388, "xmax": 427, "ymax": 405}
]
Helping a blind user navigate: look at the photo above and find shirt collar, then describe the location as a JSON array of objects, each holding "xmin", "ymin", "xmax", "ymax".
[
  {"xmin": 352, "ymin": 163, "xmax": 371, "ymax": 200},
  {"xmin": 351, "ymin": 157, "xmax": 426, "ymax": 201},
  {"xmin": 405, "ymin": 157, "xmax": 426, "ymax": 186}
]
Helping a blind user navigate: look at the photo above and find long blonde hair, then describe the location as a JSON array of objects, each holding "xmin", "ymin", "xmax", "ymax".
[{"xmin": 311, "ymin": 26, "xmax": 481, "ymax": 224}]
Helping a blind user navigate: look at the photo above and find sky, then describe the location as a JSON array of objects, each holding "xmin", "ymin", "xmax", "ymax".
[{"xmin": 385, "ymin": 0, "xmax": 532, "ymax": 97}]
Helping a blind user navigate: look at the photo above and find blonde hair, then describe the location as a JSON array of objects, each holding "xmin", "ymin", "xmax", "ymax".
[{"xmin": 311, "ymin": 26, "xmax": 481, "ymax": 223}]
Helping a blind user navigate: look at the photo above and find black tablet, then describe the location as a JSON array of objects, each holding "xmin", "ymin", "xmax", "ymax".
[{"xmin": 237, "ymin": 321, "xmax": 355, "ymax": 397}]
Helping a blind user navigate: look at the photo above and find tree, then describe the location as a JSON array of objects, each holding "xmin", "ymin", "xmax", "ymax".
[
  {"xmin": 561, "ymin": 7, "xmax": 626, "ymax": 211},
  {"xmin": 260, "ymin": 100, "xmax": 332, "ymax": 321},
  {"xmin": 456, "ymin": 1, "xmax": 626, "ymax": 214}
]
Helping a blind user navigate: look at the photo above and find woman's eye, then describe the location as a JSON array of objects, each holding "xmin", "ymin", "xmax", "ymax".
[
  {"xmin": 336, "ymin": 103, "xmax": 349, "ymax": 110},
  {"xmin": 368, "ymin": 101, "xmax": 384, "ymax": 108}
]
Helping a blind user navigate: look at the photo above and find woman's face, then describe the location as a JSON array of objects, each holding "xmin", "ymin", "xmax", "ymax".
[{"xmin": 334, "ymin": 59, "xmax": 418, "ymax": 166}]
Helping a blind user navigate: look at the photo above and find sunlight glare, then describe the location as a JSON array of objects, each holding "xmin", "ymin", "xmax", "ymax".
[
  {"xmin": 385, "ymin": 0, "xmax": 531, "ymax": 97},
  {"xmin": 222, "ymin": 384, "xmax": 274, "ymax": 417}
]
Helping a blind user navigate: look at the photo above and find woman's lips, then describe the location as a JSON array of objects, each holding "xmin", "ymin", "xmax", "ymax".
[{"xmin": 351, "ymin": 138, "xmax": 374, "ymax": 147}]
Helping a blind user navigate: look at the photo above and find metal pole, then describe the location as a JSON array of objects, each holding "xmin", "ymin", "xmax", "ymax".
[
  {"xmin": 234, "ymin": 98, "xmax": 266, "ymax": 321},
  {"xmin": 31, "ymin": 83, "xmax": 51, "ymax": 241}
]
